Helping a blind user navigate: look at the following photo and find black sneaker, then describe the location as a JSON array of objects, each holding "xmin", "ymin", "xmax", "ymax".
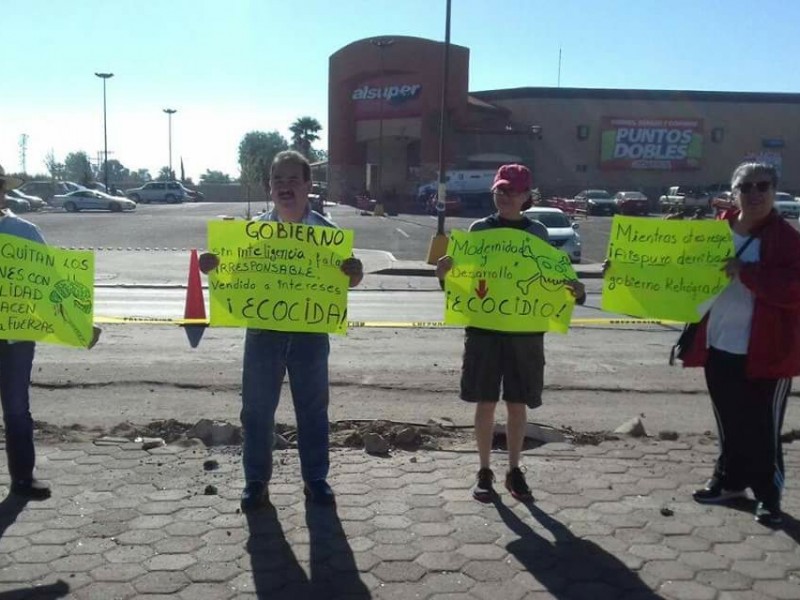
[
  {"xmin": 304, "ymin": 480, "xmax": 336, "ymax": 506},
  {"xmin": 505, "ymin": 467, "xmax": 534, "ymax": 502},
  {"xmin": 240, "ymin": 481, "xmax": 269, "ymax": 512},
  {"xmin": 755, "ymin": 502, "xmax": 783, "ymax": 526},
  {"xmin": 10, "ymin": 479, "xmax": 51, "ymax": 500},
  {"xmin": 692, "ymin": 481, "xmax": 746, "ymax": 504},
  {"xmin": 471, "ymin": 468, "xmax": 495, "ymax": 503}
]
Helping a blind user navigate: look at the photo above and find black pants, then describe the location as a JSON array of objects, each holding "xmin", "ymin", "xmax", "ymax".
[
  {"xmin": 704, "ymin": 347, "xmax": 791, "ymax": 507},
  {"xmin": 0, "ymin": 341, "xmax": 36, "ymax": 483}
]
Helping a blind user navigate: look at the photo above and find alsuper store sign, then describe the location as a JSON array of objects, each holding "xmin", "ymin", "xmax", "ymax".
[
  {"xmin": 600, "ymin": 118, "xmax": 704, "ymax": 171},
  {"xmin": 351, "ymin": 79, "xmax": 423, "ymax": 120}
]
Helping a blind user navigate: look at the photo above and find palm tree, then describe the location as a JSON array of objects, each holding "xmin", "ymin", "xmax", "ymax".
[{"xmin": 289, "ymin": 116, "xmax": 322, "ymax": 159}]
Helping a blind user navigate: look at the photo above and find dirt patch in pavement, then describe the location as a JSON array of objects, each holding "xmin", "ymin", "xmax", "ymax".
[{"xmin": 16, "ymin": 419, "xmax": 797, "ymax": 450}]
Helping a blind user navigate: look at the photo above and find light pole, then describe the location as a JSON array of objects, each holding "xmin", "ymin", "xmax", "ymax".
[
  {"xmin": 426, "ymin": 0, "xmax": 452, "ymax": 263},
  {"xmin": 370, "ymin": 38, "xmax": 394, "ymax": 216},
  {"xmin": 94, "ymin": 72, "xmax": 113, "ymax": 190},
  {"xmin": 163, "ymin": 108, "xmax": 177, "ymax": 179}
]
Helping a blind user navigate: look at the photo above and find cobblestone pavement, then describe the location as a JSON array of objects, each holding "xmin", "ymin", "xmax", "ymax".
[{"xmin": 0, "ymin": 438, "xmax": 799, "ymax": 599}]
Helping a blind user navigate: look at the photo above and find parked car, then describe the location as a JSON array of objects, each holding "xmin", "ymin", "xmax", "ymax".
[
  {"xmin": 3, "ymin": 194, "xmax": 31, "ymax": 213},
  {"xmin": 17, "ymin": 180, "xmax": 84, "ymax": 205},
  {"xmin": 309, "ymin": 193, "xmax": 324, "ymax": 214},
  {"xmin": 613, "ymin": 191, "xmax": 649, "ymax": 216},
  {"xmin": 774, "ymin": 192, "xmax": 800, "ymax": 219},
  {"xmin": 427, "ymin": 194, "xmax": 462, "ymax": 216},
  {"xmin": 5, "ymin": 188, "xmax": 46, "ymax": 211},
  {"xmin": 574, "ymin": 189, "xmax": 615, "ymax": 216},
  {"xmin": 523, "ymin": 206, "xmax": 582, "ymax": 263},
  {"xmin": 124, "ymin": 181, "xmax": 195, "ymax": 204},
  {"xmin": 52, "ymin": 190, "xmax": 137, "ymax": 212},
  {"xmin": 658, "ymin": 186, "xmax": 712, "ymax": 214}
]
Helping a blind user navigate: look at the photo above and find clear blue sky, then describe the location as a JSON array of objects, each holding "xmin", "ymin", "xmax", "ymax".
[{"xmin": 3, "ymin": 0, "xmax": 798, "ymax": 182}]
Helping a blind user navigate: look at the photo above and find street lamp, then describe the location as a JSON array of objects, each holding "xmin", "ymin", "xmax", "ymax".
[
  {"xmin": 370, "ymin": 38, "xmax": 394, "ymax": 216},
  {"xmin": 163, "ymin": 108, "xmax": 177, "ymax": 179},
  {"xmin": 426, "ymin": 0, "xmax": 452, "ymax": 264},
  {"xmin": 94, "ymin": 72, "xmax": 113, "ymax": 190}
]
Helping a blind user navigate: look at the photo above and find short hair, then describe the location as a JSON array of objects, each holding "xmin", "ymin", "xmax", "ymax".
[
  {"xmin": 270, "ymin": 150, "xmax": 311, "ymax": 182},
  {"xmin": 731, "ymin": 162, "xmax": 779, "ymax": 189}
]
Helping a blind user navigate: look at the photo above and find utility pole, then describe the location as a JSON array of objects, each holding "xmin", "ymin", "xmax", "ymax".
[
  {"xmin": 95, "ymin": 72, "xmax": 114, "ymax": 190},
  {"xmin": 19, "ymin": 134, "xmax": 28, "ymax": 174},
  {"xmin": 426, "ymin": 0, "xmax": 452, "ymax": 264},
  {"xmin": 163, "ymin": 108, "xmax": 177, "ymax": 179}
]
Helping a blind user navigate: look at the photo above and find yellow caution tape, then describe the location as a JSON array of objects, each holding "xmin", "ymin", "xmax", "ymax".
[{"xmin": 93, "ymin": 316, "xmax": 681, "ymax": 328}]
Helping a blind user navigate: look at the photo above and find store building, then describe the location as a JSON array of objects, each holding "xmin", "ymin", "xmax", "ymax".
[{"xmin": 328, "ymin": 35, "xmax": 800, "ymax": 206}]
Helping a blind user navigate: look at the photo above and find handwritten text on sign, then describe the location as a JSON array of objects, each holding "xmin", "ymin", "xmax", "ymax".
[
  {"xmin": 207, "ymin": 221, "xmax": 354, "ymax": 334},
  {"xmin": 602, "ymin": 216, "xmax": 734, "ymax": 322},
  {"xmin": 444, "ymin": 229, "xmax": 578, "ymax": 333},
  {"xmin": 0, "ymin": 234, "xmax": 94, "ymax": 347}
]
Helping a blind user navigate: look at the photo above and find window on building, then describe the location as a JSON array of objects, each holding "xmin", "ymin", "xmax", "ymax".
[
  {"xmin": 576, "ymin": 164, "xmax": 588, "ymax": 172},
  {"xmin": 711, "ymin": 127, "xmax": 724, "ymax": 143},
  {"xmin": 577, "ymin": 125, "xmax": 590, "ymax": 141}
]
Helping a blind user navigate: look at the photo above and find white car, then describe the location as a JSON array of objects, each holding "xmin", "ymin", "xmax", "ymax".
[
  {"xmin": 774, "ymin": 192, "xmax": 800, "ymax": 219},
  {"xmin": 523, "ymin": 206, "xmax": 582, "ymax": 263},
  {"xmin": 52, "ymin": 190, "xmax": 137, "ymax": 213}
]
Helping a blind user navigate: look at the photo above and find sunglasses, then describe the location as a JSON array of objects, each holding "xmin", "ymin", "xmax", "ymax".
[{"xmin": 736, "ymin": 181, "xmax": 772, "ymax": 193}]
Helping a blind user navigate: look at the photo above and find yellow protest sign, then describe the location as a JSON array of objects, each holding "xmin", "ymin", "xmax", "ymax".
[
  {"xmin": 602, "ymin": 216, "xmax": 734, "ymax": 322},
  {"xmin": 444, "ymin": 229, "xmax": 579, "ymax": 333},
  {"xmin": 0, "ymin": 234, "xmax": 94, "ymax": 347},
  {"xmin": 207, "ymin": 220, "xmax": 354, "ymax": 334}
]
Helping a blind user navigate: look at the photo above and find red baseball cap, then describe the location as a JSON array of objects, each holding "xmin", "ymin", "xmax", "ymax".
[{"xmin": 491, "ymin": 164, "xmax": 531, "ymax": 193}]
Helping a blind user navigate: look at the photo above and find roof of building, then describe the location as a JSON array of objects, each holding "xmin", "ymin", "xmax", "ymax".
[{"xmin": 471, "ymin": 87, "xmax": 800, "ymax": 105}]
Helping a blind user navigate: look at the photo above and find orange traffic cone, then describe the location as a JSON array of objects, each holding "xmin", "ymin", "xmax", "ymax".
[{"xmin": 183, "ymin": 248, "xmax": 207, "ymax": 348}]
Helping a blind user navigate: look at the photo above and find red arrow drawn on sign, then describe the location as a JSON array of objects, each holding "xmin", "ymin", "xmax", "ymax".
[{"xmin": 475, "ymin": 279, "xmax": 489, "ymax": 299}]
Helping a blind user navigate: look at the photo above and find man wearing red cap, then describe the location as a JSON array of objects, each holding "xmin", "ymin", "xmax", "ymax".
[{"xmin": 436, "ymin": 164, "xmax": 585, "ymax": 503}]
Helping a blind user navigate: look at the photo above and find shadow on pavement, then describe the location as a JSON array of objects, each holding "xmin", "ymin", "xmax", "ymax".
[
  {"xmin": 725, "ymin": 497, "xmax": 800, "ymax": 542},
  {"xmin": 245, "ymin": 502, "xmax": 370, "ymax": 599},
  {"xmin": 0, "ymin": 580, "xmax": 69, "ymax": 600},
  {"xmin": 494, "ymin": 498, "xmax": 662, "ymax": 599},
  {"xmin": 0, "ymin": 495, "xmax": 70, "ymax": 599}
]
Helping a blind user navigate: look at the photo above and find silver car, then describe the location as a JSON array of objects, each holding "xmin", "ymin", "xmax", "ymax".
[
  {"xmin": 52, "ymin": 190, "xmax": 137, "ymax": 213},
  {"xmin": 523, "ymin": 206, "xmax": 582, "ymax": 263},
  {"xmin": 774, "ymin": 192, "xmax": 800, "ymax": 219}
]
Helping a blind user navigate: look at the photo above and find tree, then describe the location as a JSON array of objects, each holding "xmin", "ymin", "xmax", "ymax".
[
  {"xmin": 132, "ymin": 169, "xmax": 152, "ymax": 184},
  {"xmin": 200, "ymin": 169, "xmax": 232, "ymax": 184},
  {"xmin": 289, "ymin": 116, "xmax": 322, "ymax": 159},
  {"xmin": 99, "ymin": 159, "xmax": 131, "ymax": 185},
  {"xmin": 64, "ymin": 152, "xmax": 94, "ymax": 186},
  {"xmin": 44, "ymin": 150, "xmax": 65, "ymax": 180},
  {"xmin": 238, "ymin": 130, "xmax": 289, "ymax": 189},
  {"xmin": 309, "ymin": 148, "xmax": 328, "ymax": 163},
  {"xmin": 157, "ymin": 167, "xmax": 175, "ymax": 181}
]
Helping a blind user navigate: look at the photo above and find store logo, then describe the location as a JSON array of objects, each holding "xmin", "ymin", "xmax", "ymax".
[{"xmin": 351, "ymin": 84, "xmax": 422, "ymax": 105}]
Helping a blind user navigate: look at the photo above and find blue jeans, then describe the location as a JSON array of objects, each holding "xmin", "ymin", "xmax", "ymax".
[
  {"xmin": 0, "ymin": 341, "xmax": 36, "ymax": 482},
  {"xmin": 241, "ymin": 329, "xmax": 330, "ymax": 484}
]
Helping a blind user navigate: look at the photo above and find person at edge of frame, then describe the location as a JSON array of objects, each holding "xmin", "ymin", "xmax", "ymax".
[{"xmin": 0, "ymin": 165, "xmax": 101, "ymax": 501}]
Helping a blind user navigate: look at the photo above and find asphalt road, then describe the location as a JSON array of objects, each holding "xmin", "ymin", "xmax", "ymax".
[{"xmin": 21, "ymin": 202, "xmax": 615, "ymax": 265}]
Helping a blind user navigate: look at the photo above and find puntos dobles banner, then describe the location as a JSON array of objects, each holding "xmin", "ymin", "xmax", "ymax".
[{"xmin": 600, "ymin": 117, "xmax": 704, "ymax": 171}]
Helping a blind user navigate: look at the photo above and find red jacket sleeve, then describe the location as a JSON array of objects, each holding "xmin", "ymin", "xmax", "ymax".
[{"xmin": 739, "ymin": 222, "xmax": 800, "ymax": 309}]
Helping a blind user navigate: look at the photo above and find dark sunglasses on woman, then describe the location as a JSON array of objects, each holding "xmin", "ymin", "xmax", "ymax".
[{"xmin": 736, "ymin": 181, "xmax": 772, "ymax": 193}]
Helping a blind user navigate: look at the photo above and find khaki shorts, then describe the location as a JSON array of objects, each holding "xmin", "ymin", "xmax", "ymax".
[{"xmin": 459, "ymin": 330, "xmax": 545, "ymax": 409}]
